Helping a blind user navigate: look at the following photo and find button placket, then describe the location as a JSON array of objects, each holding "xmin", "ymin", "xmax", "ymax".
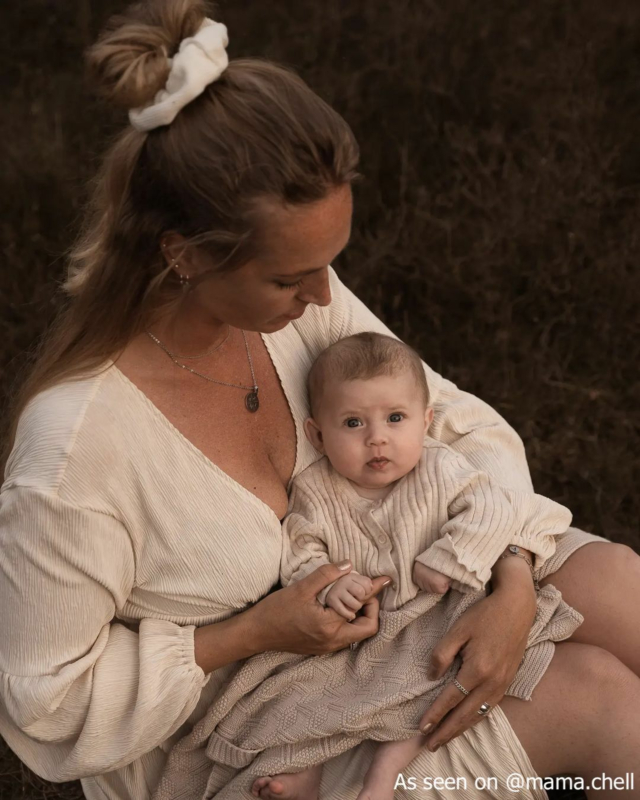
[{"xmin": 362, "ymin": 510, "xmax": 400, "ymax": 592}]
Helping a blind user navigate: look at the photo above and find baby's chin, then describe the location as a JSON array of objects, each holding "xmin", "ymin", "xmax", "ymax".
[{"xmin": 352, "ymin": 465, "xmax": 407, "ymax": 487}]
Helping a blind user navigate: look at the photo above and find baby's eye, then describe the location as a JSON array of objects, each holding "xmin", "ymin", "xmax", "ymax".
[
  {"xmin": 344, "ymin": 418, "xmax": 362, "ymax": 428},
  {"xmin": 388, "ymin": 413, "xmax": 404, "ymax": 423}
]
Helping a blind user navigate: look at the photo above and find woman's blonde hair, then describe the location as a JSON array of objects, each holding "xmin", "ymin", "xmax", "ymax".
[{"xmin": 2, "ymin": 0, "xmax": 362, "ymax": 473}]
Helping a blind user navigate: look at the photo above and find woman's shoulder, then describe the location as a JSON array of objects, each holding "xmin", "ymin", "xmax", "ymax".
[{"xmin": 3, "ymin": 366, "xmax": 126, "ymax": 495}]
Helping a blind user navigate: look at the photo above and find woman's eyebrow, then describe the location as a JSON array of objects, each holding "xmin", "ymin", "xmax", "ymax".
[
  {"xmin": 273, "ymin": 265, "xmax": 325, "ymax": 279},
  {"xmin": 273, "ymin": 236, "xmax": 351, "ymax": 278}
]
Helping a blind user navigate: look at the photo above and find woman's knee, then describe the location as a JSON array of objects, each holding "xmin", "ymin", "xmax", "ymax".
[{"xmin": 501, "ymin": 642, "xmax": 639, "ymax": 777}]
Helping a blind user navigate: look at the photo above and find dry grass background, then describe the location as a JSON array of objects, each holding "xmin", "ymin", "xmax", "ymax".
[{"xmin": 1, "ymin": 0, "xmax": 639, "ymax": 798}]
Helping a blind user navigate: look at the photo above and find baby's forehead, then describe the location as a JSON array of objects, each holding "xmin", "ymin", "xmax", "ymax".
[{"xmin": 325, "ymin": 371, "xmax": 421, "ymax": 402}]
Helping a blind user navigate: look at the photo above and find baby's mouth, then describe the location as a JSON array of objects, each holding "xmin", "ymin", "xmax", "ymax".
[{"xmin": 367, "ymin": 457, "xmax": 390, "ymax": 470}]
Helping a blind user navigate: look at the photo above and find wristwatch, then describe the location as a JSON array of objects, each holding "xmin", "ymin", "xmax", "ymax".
[{"xmin": 499, "ymin": 545, "xmax": 540, "ymax": 592}]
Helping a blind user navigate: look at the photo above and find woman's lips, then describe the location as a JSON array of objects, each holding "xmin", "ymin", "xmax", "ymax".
[{"xmin": 283, "ymin": 309, "xmax": 305, "ymax": 320}]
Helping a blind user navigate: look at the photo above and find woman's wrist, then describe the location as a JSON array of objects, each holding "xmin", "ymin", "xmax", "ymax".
[
  {"xmin": 491, "ymin": 545, "xmax": 537, "ymax": 596},
  {"xmin": 194, "ymin": 605, "xmax": 265, "ymax": 675}
]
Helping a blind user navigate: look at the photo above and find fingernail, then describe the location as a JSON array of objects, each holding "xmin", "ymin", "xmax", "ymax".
[
  {"xmin": 382, "ymin": 578, "xmax": 392, "ymax": 586},
  {"xmin": 420, "ymin": 722, "xmax": 432, "ymax": 733},
  {"xmin": 429, "ymin": 742, "xmax": 441, "ymax": 752},
  {"xmin": 337, "ymin": 560, "xmax": 351, "ymax": 570}
]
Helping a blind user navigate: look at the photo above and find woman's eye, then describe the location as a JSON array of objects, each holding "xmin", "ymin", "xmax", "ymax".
[
  {"xmin": 389, "ymin": 413, "xmax": 404, "ymax": 423},
  {"xmin": 276, "ymin": 279, "xmax": 304, "ymax": 290},
  {"xmin": 345, "ymin": 418, "xmax": 362, "ymax": 428}
]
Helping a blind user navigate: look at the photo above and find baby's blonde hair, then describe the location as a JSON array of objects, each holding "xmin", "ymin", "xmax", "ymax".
[{"xmin": 307, "ymin": 331, "xmax": 430, "ymax": 418}]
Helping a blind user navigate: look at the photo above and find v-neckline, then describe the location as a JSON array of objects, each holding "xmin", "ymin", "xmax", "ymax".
[{"xmin": 110, "ymin": 331, "xmax": 302, "ymax": 527}]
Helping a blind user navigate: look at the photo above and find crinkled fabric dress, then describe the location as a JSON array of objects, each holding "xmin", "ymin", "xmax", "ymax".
[{"xmin": 0, "ymin": 267, "xmax": 611, "ymax": 800}]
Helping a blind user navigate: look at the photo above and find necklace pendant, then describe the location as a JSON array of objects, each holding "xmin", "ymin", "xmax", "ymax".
[{"xmin": 245, "ymin": 388, "xmax": 259, "ymax": 413}]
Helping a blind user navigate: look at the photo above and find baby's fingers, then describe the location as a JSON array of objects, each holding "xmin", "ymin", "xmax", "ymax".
[
  {"xmin": 329, "ymin": 597, "xmax": 357, "ymax": 621},
  {"xmin": 341, "ymin": 592, "xmax": 364, "ymax": 612}
]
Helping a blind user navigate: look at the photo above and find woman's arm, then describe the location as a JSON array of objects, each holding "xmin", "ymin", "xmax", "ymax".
[
  {"xmin": 0, "ymin": 487, "xmax": 209, "ymax": 781},
  {"xmin": 194, "ymin": 563, "xmax": 391, "ymax": 674},
  {"xmin": 0, "ymin": 487, "xmax": 386, "ymax": 781}
]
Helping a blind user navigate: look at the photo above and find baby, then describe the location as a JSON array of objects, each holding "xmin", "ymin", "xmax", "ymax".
[{"xmin": 251, "ymin": 331, "xmax": 546, "ymax": 800}]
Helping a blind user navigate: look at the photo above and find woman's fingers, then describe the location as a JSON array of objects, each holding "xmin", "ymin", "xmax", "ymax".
[
  {"xmin": 423, "ymin": 684, "xmax": 501, "ymax": 751},
  {"xmin": 366, "ymin": 575, "xmax": 392, "ymax": 599},
  {"xmin": 418, "ymin": 680, "xmax": 467, "ymax": 736},
  {"xmin": 427, "ymin": 621, "xmax": 468, "ymax": 680}
]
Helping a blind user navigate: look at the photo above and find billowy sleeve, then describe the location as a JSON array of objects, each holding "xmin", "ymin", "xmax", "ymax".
[
  {"xmin": 280, "ymin": 481, "xmax": 342, "ymax": 606},
  {"xmin": 325, "ymin": 266, "xmax": 565, "ymax": 570},
  {"xmin": 0, "ymin": 486, "xmax": 210, "ymax": 781}
]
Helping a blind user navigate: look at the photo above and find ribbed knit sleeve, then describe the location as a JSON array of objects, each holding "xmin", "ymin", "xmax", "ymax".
[
  {"xmin": 413, "ymin": 452, "xmax": 516, "ymax": 593},
  {"xmin": 326, "ymin": 267, "xmax": 564, "ymax": 568},
  {"xmin": 280, "ymin": 483, "xmax": 336, "ymax": 605},
  {"xmin": 0, "ymin": 486, "xmax": 210, "ymax": 782}
]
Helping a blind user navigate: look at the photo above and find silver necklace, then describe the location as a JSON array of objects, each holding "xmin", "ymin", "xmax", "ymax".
[{"xmin": 145, "ymin": 328, "xmax": 260, "ymax": 412}]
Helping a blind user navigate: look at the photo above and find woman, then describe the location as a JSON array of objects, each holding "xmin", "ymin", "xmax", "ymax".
[{"xmin": 1, "ymin": 1, "xmax": 639, "ymax": 799}]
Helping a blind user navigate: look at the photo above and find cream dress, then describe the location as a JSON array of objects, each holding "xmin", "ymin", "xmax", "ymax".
[{"xmin": 0, "ymin": 267, "xmax": 610, "ymax": 800}]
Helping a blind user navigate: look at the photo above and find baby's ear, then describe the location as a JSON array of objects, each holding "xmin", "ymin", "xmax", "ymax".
[
  {"xmin": 304, "ymin": 417, "xmax": 325, "ymax": 453},
  {"xmin": 424, "ymin": 407, "xmax": 434, "ymax": 431}
]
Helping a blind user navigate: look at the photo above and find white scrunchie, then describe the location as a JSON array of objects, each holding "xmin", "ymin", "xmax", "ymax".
[{"xmin": 129, "ymin": 18, "xmax": 229, "ymax": 132}]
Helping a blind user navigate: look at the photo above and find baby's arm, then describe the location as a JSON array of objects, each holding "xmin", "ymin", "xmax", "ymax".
[
  {"xmin": 413, "ymin": 450, "xmax": 518, "ymax": 594},
  {"xmin": 281, "ymin": 481, "xmax": 343, "ymax": 606},
  {"xmin": 414, "ymin": 448, "xmax": 573, "ymax": 594}
]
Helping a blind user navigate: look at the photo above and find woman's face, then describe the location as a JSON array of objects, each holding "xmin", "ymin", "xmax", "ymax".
[{"xmin": 170, "ymin": 183, "xmax": 353, "ymax": 333}]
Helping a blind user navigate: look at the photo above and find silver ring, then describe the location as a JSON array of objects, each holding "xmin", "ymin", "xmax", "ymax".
[
  {"xmin": 350, "ymin": 642, "xmax": 359, "ymax": 651},
  {"xmin": 452, "ymin": 678, "xmax": 469, "ymax": 696},
  {"xmin": 477, "ymin": 702, "xmax": 492, "ymax": 716}
]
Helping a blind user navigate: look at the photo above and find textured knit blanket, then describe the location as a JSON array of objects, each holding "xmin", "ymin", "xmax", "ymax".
[{"xmin": 153, "ymin": 583, "xmax": 582, "ymax": 800}]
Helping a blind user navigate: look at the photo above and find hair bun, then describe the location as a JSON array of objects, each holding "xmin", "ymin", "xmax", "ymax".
[{"xmin": 86, "ymin": 0, "xmax": 210, "ymax": 110}]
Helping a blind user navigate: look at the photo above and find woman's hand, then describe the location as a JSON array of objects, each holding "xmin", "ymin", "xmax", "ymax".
[
  {"xmin": 247, "ymin": 562, "xmax": 391, "ymax": 656},
  {"xmin": 418, "ymin": 556, "xmax": 537, "ymax": 751}
]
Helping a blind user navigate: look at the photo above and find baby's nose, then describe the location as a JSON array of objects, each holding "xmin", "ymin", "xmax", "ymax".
[{"xmin": 367, "ymin": 430, "xmax": 388, "ymax": 445}]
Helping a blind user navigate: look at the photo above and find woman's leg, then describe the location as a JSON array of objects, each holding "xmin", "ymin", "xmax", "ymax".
[
  {"xmin": 500, "ymin": 641, "xmax": 640, "ymax": 799},
  {"xmin": 537, "ymin": 542, "xmax": 640, "ymax": 676}
]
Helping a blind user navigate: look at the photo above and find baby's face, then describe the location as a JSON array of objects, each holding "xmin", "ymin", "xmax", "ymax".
[{"xmin": 306, "ymin": 371, "xmax": 432, "ymax": 490}]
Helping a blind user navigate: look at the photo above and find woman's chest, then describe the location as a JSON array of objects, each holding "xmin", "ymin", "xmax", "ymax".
[{"xmin": 117, "ymin": 333, "xmax": 304, "ymax": 520}]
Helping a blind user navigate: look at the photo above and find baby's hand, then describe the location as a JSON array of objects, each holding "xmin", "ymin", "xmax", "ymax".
[
  {"xmin": 325, "ymin": 573, "xmax": 374, "ymax": 620},
  {"xmin": 413, "ymin": 561, "xmax": 452, "ymax": 594}
]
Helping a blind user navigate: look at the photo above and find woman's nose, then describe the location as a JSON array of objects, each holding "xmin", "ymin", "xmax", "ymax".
[{"xmin": 297, "ymin": 267, "xmax": 332, "ymax": 307}]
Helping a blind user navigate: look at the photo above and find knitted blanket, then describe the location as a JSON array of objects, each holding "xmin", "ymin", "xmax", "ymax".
[{"xmin": 153, "ymin": 583, "xmax": 582, "ymax": 800}]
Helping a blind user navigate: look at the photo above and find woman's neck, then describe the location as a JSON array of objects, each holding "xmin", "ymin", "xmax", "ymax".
[{"xmin": 147, "ymin": 300, "xmax": 230, "ymax": 357}]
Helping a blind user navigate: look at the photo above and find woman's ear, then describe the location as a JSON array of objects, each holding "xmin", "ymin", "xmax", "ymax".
[{"xmin": 304, "ymin": 417, "xmax": 325, "ymax": 453}]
